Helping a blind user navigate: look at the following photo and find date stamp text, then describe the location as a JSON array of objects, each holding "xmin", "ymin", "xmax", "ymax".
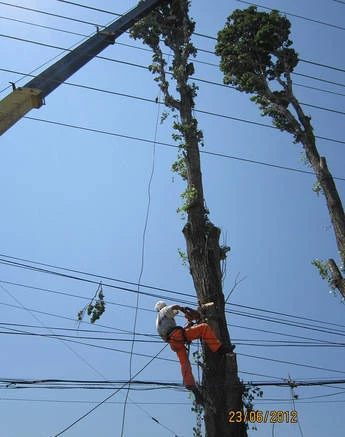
[{"xmin": 228, "ymin": 410, "xmax": 298, "ymax": 424}]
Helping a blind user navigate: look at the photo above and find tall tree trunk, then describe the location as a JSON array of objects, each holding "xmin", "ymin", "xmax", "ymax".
[
  {"xmin": 291, "ymin": 97, "xmax": 345, "ymax": 296},
  {"xmin": 131, "ymin": 1, "xmax": 248, "ymax": 435},
  {"xmin": 178, "ymin": 75, "xmax": 246, "ymax": 436}
]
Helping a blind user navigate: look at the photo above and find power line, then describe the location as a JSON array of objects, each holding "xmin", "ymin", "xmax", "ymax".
[
  {"xmin": 235, "ymin": 0, "xmax": 345, "ymax": 32},
  {"xmin": 0, "ymin": 254, "xmax": 196, "ymax": 301},
  {"xmin": 1, "ymin": 19, "xmax": 344, "ymax": 98},
  {"xmin": 3, "ymin": 294, "xmax": 341, "ymax": 359},
  {"xmin": 239, "ymin": 352, "xmax": 345, "ymax": 375},
  {"xmin": 3, "ymin": 328, "xmax": 345, "ymax": 349},
  {"xmin": 0, "ymin": 283, "xmax": 107, "ymax": 379},
  {"xmin": 2, "ymin": 252, "xmax": 345, "ymax": 333},
  {"xmin": 56, "ymin": 0, "xmax": 122, "ymax": 17},
  {"xmin": 4, "ymin": 32, "xmax": 341, "ymax": 97},
  {"xmin": 2, "ymin": 65, "xmax": 345, "ymax": 146},
  {"xmin": 2, "ymin": 30, "xmax": 345, "ymax": 111},
  {"xmin": 0, "ymin": 1, "xmax": 101, "ymax": 27},
  {"xmin": 294, "ymin": 71, "xmax": 345, "ymax": 89},
  {"xmin": 0, "ymin": 397, "xmax": 190, "ymax": 405},
  {"xmin": 120, "ymin": 67, "xmax": 162, "ymax": 437},
  {"xmin": 1, "ymin": 299, "xmax": 345, "ymax": 377},
  {"xmin": 23, "ymin": 114, "xmax": 345, "ymax": 166},
  {"xmin": 227, "ymin": 308, "xmax": 345, "ymax": 338},
  {"xmin": 49, "ymin": 344, "xmax": 168, "ymax": 437},
  {"xmin": 2, "ymin": 376, "xmax": 345, "ymax": 390},
  {"xmin": 230, "ymin": 302, "xmax": 345, "ymax": 332},
  {"xmin": 48, "ymin": 0, "xmax": 345, "ymax": 74},
  {"xmin": 0, "ymin": 15, "xmax": 86, "ymax": 37},
  {"xmin": 2, "ymin": 32, "xmax": 345, "ymax": 123}
]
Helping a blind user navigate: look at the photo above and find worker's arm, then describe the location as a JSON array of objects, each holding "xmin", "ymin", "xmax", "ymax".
[{"xmin": 170, "ymin": 304, "xmax": 185, "ymax": 312}]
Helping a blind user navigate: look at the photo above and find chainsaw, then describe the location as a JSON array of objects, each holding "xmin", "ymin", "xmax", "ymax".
[{"xmin": 182, "ymin": 302, "xmax": 214, "ymax": 328}]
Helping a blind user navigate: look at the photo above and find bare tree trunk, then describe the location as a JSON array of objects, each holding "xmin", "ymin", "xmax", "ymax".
[
  {"xmin": 291, "ymin": 97, "xmax": 345, "ymax": 295},
  {"xmin": 131, "ymin": 2, "xmax": 248, "ymax": 434},
  {"xmin": 178, "ymin": 63, "xmax": 246, "ymax": 437}
]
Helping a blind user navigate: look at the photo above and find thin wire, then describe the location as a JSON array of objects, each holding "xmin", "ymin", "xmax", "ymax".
[
  {"xmin": 289, "ymin": 379, "xmax": 304, "ymax": 437},
  {"xmin": 3, "ymin": 253, "xmax": 345, "ymax": 332},
  {"xmin": 50, "ymin": 344, "xmax": 168, "ymax": 437},
  {"xmin": 0, "ymin": 15, "xmax": 86, "ymax": 37},
  {"xmin": 1, "ymin": 21, "xmax": 345, "ymax": 96},
  {"xmin": 56, "ymin": 0, "xmax": 122, "ymax": 17},
  {"xmin": 3, "ymin": 29, "xmax": 345, "ymax": 89},
  {"xmin": 24, "ymin": 115, "xmax": 345, "ymax": 159},
  {"xmin": 0, "ymin": 30, "xmax": 95, "ymax": 95},
  {"xmin": 0, "ymin": 1, "xmax": 100, "ymax": 27},
  {"xmin": 235, "ymin": 0, "xmax": 345, "ymax": 32},
  {"xmin": 4, "ymin": 254, "xmax": 345, "ymax": 340},
  {"xmin": 0, "ymin": 64, "xmax": 345, "ymax": 141},
  {"xmin": 120, "ymin": 76, "xmax": 161, "ymax": 437},
  {"xmin": 0, "ymin": 284, "xmax": 106, "ymax": 378},
  {"xmin": 46, "ymin": 0, "xmax": 345, "ymax": 72}
]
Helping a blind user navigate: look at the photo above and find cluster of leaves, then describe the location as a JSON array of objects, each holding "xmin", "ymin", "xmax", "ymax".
[
  {"xmin": 178, "ymin": 247, "xmax": 188, "ymax": 267},
  {"xmin": 215, "ymin": 6, "xmax": 301, "ymax": 140},
  {"xmin": 177, "ymin": 184, "xmax": 198, "ymax": 217},
  {"xmin": 77, "ymin": 283, "xmax": 106, "ymax": 324},
  {"xmin": 130, "ymin": 0, "xmax": 204, "ymax": 216},
  {"xmin": 311, "ymin": 259, "xmax": 336, "ymax": 291},
  {"xmin": 192, "ymin": 399, "xmax": 204, "ymax": 437},
  {"xmin": 215, "ymin": 6, "xmax": 298, "ymax": 91},
  {"xmin": 242, "ymin": 384, "xmax": 263, "ymax": 431}
]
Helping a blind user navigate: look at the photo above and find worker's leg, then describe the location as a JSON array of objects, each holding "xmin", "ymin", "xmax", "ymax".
[
  {"xmin": 169, "ymin": 330, "xmax": 196, "ymax": 388},
  {"xmin": 184, "ymin": 323, "xmax": 222, "ymax": 352}
]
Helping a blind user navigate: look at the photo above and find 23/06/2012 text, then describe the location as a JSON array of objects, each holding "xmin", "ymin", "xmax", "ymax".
[{"xmin": 228, "ymin": 410, "xmax": 298, "ymax": 424}]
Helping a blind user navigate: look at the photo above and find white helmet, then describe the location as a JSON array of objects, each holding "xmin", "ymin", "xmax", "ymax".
[{"xmin": 154, "ymin": 301, "xmax": 166, "ymax": 312}]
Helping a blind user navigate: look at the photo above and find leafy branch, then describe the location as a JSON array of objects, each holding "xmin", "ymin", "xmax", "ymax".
[{"xmin": 77, "ymin": 282, "xmax": 106, "ymax": 324}]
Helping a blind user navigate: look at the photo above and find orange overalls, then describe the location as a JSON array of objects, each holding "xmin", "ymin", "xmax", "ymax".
[{"xmin": 168, "ymin": 323, "xmax": 222, "ymax": 387}]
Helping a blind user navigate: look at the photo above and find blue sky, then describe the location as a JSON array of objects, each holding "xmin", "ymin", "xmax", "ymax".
[{"xmin": 0, "ymin": 0, "xmax": 345, "ymax": 436}]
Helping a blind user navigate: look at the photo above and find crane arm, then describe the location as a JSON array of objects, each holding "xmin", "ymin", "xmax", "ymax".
[{"xmin": 0, "ymin": 0, "xmax": 165, "ymax": 136}]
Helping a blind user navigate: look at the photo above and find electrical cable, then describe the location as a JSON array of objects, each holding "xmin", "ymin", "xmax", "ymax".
[
  {"xmin": 0, "ymin": 397, "xmax": 190, "ymax": 405},
  {"xmin": 49, "ymin": 343, "xmax": 168, "ymax": 437},
  {"xmin": 2, "ymin": 376, "xmax": 345, "ymax": 390},
  {"xmin": 0, "ymin": 253, "xmax": 195, "ymax": 300},
  {"xmin": 48, "ymin": 0, "xmax": 345, "ymax": 73},
  {"xmin": 238, "ymin": 352, "xmax": 345, "ymax": 375},
  {"xmin": 2, "ymin": 295, "xmax": 343, "ymax": 358},
  {"xmin": 120, "ymin": 65, "xmax": 162, "ymax": 437},
  {"xmin": 2, "ymin": 298, "xmax": 345, "ymax": 377},
  {"xmin": 0, "ymin": 15, "xmax": 86, "ymax": 37},
  {"xmin": 2, "ymin": 33, "xmax": 345, "ymax": 144},
  {"xmin": 2, "ymin": 28, "xmax": 345, "ymax": 92},
  {"xmin": 0, "ymin": 1, "xmax": 100, "ymax": 27},
  {"xmin": 16, "ymin": 116, "xmax": 345, "ymax": 181},
  {"xmin": 1, "ymin": 21, "xmax": 345, "ymax": 97},
  {"xmin": 235, "ymin": 0, "xmax": 345, "ymax": 32},
  {"xmin": 2, "ymin": 252, "xmax": 345, "ymax": 334},
  {"xmin": 56, "ymin": 0, "xmax": 122, "ymax": 17},
  {"xmin": 0, "ymin": 283, "xmax": 107, "ymax": 379},
  {"xmin": 2, "ymin": 66, "xmax": 345, "ymax": 151},
  {"xmin": 23, "ymin": 114, "xmax": 345, "ymax": 159}
]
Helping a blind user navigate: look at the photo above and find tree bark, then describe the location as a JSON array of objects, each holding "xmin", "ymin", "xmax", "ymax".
[
  {"xmin": 131, "ymin": 2, "xmax": 248, "ymax": 434},
  {"xmin": 291, "ymin": 98, "xmax": 345, "ymax": 292},
  {"xmin": 176, "ymin": 37, "xmax": 246, "ymax": 434}
]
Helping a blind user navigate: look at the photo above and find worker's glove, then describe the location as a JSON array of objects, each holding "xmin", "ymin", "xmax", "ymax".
[{"xmin": 184, "ymin": 307, "xmax": 201, "ymax": 322}]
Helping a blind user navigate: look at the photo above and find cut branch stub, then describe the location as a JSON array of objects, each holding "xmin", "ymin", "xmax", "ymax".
[{"xmin": 327, "ymin": 259, "xmax": 345, "ymax": 298}]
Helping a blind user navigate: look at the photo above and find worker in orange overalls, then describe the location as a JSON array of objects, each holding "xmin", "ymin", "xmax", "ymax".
[{"xmin": 154, "ymin": 301, "xmax": 233, "ymax": 391}]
